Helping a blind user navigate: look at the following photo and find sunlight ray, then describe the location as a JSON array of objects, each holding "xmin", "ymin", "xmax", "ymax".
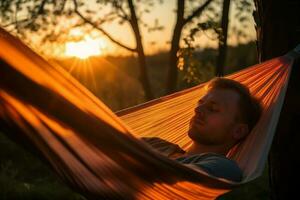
[
  {"xmin": 86, "ymin": 58, "xmax": 98, "ymax": 93},
  {"xmin": 68, "ymin": 57, "xmax": 81, "ymax": 74}
]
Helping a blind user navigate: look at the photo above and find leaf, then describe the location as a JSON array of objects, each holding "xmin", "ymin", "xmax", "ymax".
[{"xmin": 239, "ymin": 16, "xmax": 248, "ymax": 22}]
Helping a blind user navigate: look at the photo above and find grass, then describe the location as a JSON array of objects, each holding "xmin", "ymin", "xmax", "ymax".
[{"xmin": 0, "ymin": 132, "xmax": 86, "ymax": 200}]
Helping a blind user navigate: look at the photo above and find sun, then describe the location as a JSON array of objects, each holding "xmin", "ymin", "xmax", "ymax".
[{"xmin": 65, "ymin": 36, "xmax": 106, "ymax": 59}]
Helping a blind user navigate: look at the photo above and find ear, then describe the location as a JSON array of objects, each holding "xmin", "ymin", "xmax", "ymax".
[{"xmin": 232, "ymin": 123, "xmax": 249, "ymax": 141}]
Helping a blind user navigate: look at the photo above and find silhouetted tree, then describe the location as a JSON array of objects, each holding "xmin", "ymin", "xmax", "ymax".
[
  {"xmin": 216, "ymin": 0, "xmax": 230, "ymax": 76},
  {"xmin": 166, "ymin": 0, "xmax": 254, "ymax": 93},
  {"xmin": 254, "ymin": 0, "xmax": 300, "ymax": 199},
  {"xmin": 166, "ymin": 0, "xmax": 213, "ymax": 94},
  {"xmin": 0, "ymin": 0, "xmax": 156, "ymax": 100}
]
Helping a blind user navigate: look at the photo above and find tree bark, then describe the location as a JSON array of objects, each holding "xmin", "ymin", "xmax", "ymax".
[
  {"xmin": 74, "ymin": 0, "xmax": 153, "ymax": 100},
  {"xmin": 128, "ymin": 0, "xmax": 154, "ymax": 100},
  {"xmin": 216, "ymin": 0, "xmax": 230, "ymax": 76},
  {"xmin": 166, "ymin": 0, "xmax": 185, "ymax": 94},
  {"xmin": 255, "ymin": 0, "xmax": 300, "ymax": 199},
  {"xmin": 166, "ymin": 0, "xmax": 213, "ymax": 94}
]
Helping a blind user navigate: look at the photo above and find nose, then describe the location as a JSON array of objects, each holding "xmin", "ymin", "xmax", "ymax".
[{"xmin": 195, "ymin": 104, "xmax": 205, "ymax": 117}]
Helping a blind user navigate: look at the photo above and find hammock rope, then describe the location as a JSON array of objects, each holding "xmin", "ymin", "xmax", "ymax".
[{"xmin": 0, "ymin": 27, "xmax": 299, "ymax": 199}]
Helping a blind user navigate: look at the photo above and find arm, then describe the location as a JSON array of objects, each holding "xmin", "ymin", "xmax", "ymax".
[{"xmin": 176, "ymin": 153, "xmax": 243, "ymax": 182}]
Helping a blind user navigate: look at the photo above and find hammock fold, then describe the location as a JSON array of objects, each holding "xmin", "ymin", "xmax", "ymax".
[
  {"xmin": 117, "ymin": 55, "xmax": 293, "ymax": 183},
  {"xmin": 0, "ymin": 27, "xmax": 298, "ymax": 199}
]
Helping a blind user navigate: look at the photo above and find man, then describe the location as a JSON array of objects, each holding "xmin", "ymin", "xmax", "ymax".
[{"xmin": 142, "ymin": 77, "xmax": 262, "ymax": 182}]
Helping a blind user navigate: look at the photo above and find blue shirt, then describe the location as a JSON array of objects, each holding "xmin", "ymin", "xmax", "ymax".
[{"xmin": 142, "ymin": 137, "xmax": 242, "ymax": 182}]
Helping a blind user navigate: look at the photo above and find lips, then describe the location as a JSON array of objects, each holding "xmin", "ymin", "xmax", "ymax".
[{"xmin": 191, "ymin": 115, "xmax": 204, "ymax": 126}]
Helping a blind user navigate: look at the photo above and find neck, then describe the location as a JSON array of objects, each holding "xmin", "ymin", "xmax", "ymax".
[{"xmin": 186, "ymin": 142, "xmax": 230, "ymax": 156}]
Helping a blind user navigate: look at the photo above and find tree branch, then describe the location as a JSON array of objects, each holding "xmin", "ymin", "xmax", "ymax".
[
  {"xmin": 73, "ymin": 0, "xmax": 136, "ymax": 52},
  {"xmin": 183, "ymin": 0, "xmax": 214, "ymax": 25},
  {"xmin": 113, "ymin": 1, "xmax": 129, "ymax": 21},
  {"xmin": 6, "ymin": 0, "xmax": 48, "ymax": 28},
  {"xmin": 54, "ymin": 0, "xmax": 67, "ymax": 15},
  {"xmin": 2, "ymin": 18, "xmax": 29, "ymax": 27},
  {"xmin": 37, "ymin": 0, "xmax": 47, "ymax": 14}
]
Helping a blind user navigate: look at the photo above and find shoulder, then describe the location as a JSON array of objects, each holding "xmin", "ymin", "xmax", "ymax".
[
  {"xmin": 176, "ymin": 153, "xmax": 243, "ymax": 182},
  {"xmin": 141, "ymin": 137, "xmax": 179, "ymax": 149},
  {"xmin": 141, "ymin": 137, "xmax": 185, "ymax": 156}
]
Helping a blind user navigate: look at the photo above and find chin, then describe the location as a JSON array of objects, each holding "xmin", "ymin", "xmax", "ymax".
[
  {"xmin": 188, "ymin": 127, "xmax": 211, "ymax": 145},
  {"xmin": 187, "ymin": 127, "xmax": 198, "ymax": 141}
]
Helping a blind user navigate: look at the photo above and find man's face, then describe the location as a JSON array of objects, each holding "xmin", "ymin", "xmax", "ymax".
[{"xmin": 188, "ymin": 88, "xmax": 241, "ymax": 145}]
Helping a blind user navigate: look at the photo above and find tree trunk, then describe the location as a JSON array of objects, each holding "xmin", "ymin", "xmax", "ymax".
[
  {"xmin": 216, "ymin": 0, "xmax": 230, "ymax": 76},
  {"xmin": 166, "ymin": 0, "xmax": 185, "ymax": 94},
  {"xmin": 255, "ymin": 0, "xmax": 300, "ymax": 199},
  {"xmin": 166, "ymin": 0, "xmax": 214, "ymax": 94},
  {"xmin": 128, "ymin": 0, "xmax": 154, "ymax": 100}
]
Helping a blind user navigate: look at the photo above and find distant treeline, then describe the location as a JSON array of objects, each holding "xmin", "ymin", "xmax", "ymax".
[{"xmin": 52, "ymin": 42, "xmax": 257, "ymax": 111}]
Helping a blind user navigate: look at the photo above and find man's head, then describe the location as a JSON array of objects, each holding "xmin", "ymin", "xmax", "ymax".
[{"xmin": 188, "ymin": 77, "xmax": 262, "ymax": 149}]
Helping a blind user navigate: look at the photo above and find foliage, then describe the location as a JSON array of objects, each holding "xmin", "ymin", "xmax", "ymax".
[
  {"xmin": 53, "ymin": 42, "xmax": 256, "ymax": 111},
  {"xmin": 51, "ymin": 55, "xmax": 145, "ymax": 111},
  {"xmin": 0, "ymin": 0, "xmax": 165, "ymax": 51},
  {"xmin": 173, "ymin": 0, "xmax": 255, "ymax": 90},
  {"xmin": 177, "ymin": 35, "xmax": 257, "ymax": 91},
  {"xmin": 0, "ymin": 132, "xmax": 86, "ymax": 200},
  {"xmin": 0, "ymin": 0, "xmax": 167, "ymax": 99},
  {"xmin": 0, "ymin": 0, "xmax": 256, "ymax": 96},
  {"xmin": 231, "ymin": 0, "xmax": 254, "ymax": 42},
  {"xmin": 177, "ymin": 42, "xmax": 215, "ymax": 89}
]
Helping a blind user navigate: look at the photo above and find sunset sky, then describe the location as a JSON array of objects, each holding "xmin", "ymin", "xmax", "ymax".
[
  {"xmin": 69, "ymin": 0, "xmax": 257, "ymax": 57},
  {"xmin": 16, "ymin": 0, "xmax": 256, "ymax": 58}
]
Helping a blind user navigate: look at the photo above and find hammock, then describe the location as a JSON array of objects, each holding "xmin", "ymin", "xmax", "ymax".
[{"xmin": 0, "ymin": 27, "xmax": 299, "ymax": 199}]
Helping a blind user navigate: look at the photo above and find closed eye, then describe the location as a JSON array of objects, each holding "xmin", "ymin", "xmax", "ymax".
[
  {"xmin": 197, "ymin": 99, "xmax": 220, "ymax": 112},
  {"xmin": 207, "ymin": 101, "xmax": 220, "ymax": 112},
  {"xmin": 197, "ymin": 100, "xmax": 204, "ymax": 106},
  {"xmin": 208, "ymin": 104, "xmax": 219, "ymax": 112},
  {"xmin": 197, "ymin": 98, "xmax": 206, "ymax": 105}
]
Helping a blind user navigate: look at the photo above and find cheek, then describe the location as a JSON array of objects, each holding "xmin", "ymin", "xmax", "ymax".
[
  {"xmin": 207, "ymin": 116, "xmax": 224, "ymax": 126},
  {"xmin": 207, "ymin": 115, "xmax": 233, "ymax": 131}
]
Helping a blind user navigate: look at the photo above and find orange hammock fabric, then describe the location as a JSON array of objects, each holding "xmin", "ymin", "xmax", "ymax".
[{"xmin": 0, "ymin": 27, "xmax": 298, "ymax": 199}]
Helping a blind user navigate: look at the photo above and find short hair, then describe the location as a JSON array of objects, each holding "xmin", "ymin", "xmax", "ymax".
[{"xmin": 206, "ymin": 77, "xmax": 262, "ymax": 132}]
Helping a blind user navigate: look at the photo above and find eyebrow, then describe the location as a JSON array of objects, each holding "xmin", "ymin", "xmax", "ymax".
[
  {"xmin": 198, "ymin": 98, "xmax": 219, "ymax": 105},
  {"xmin": 209, "ymin": 101, "xmax": 219, "ymax": 107}
]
